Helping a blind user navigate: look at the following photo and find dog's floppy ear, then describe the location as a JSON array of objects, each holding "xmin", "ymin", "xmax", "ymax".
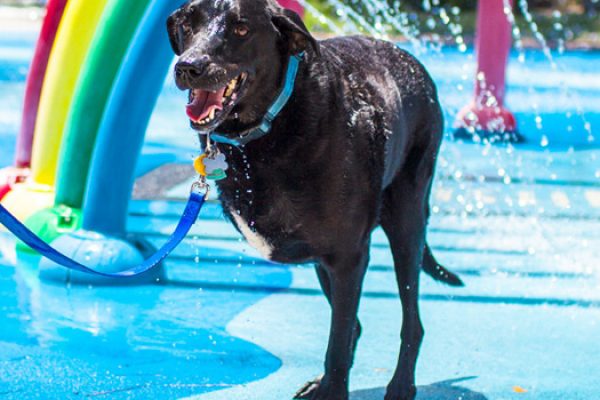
[
  {"xmin": 166, "ymin": 10, "xmax": 187, "ymax": 56},
  {"xmin": 271, "ymin": 8, "xmax": 320, "ymax": 57}
]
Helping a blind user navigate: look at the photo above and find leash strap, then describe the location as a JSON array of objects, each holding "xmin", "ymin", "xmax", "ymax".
[{"xmin": 0, "ymin": 191, "xmax": 206, "ymax": 278}]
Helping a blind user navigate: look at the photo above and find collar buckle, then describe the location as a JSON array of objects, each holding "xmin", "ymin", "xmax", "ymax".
[{"xmin": 258, "ymin": 117, "xmax": 273, "ymax": 134}]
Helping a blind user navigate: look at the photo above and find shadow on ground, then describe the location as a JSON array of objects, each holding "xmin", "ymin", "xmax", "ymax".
[{"xmin": 351, "ymin": 377, "xmax": 487, "ymax": 400}]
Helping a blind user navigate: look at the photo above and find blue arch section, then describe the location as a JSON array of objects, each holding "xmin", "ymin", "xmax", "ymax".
[{"xmin": 82, "ymin": 0, "xmax": 176, "ymax": 235}]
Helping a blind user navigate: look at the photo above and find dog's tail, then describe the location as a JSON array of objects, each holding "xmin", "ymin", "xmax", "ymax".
[{"xmin": 422, "ymin": 244, "xmax": 464, "ymax": 286}]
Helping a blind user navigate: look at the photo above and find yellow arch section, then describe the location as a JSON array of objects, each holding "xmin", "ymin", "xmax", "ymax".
[{"xmin": 30, "ymin": 0, "xmax": 109, "ymax": 187}]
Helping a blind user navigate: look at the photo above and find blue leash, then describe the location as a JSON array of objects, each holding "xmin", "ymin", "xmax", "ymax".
[{"xmin": 0, "ymin": 190, "xmax": 206, "ymax": 278}]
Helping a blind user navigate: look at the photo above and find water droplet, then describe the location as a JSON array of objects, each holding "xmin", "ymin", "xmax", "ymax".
[{"xmin": 426, "ymin": 17, "xmax": 436, "ymax": 30}]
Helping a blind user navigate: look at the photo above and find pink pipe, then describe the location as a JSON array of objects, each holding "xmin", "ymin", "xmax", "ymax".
[
  {"xmin": 278, "ymin": 0, "xmax": 304, "ymax": 17},
  {"xmin": 0, "ymin": 184, "xmax": 10, "ymax": 201},
  {"xmin": 455, "ymin": 0, "xmax": 517, "ymax": 137},
  {"xmin": 0, "ymin": 167, "xmax": 28, "ymax": 201}
]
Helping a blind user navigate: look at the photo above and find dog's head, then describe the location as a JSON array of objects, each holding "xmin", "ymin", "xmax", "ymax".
[{"xmin": 167, "ymin": 0, "xmax": 319, "ymax": 133}]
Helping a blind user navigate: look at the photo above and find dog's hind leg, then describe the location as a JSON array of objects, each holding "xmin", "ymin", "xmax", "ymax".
[
  {"xmin": 294, "ymin": 264, "xmax": 363, "ymax": 400},
  {"xmin": 380, "ymin": 148, "xmax": 437, "ymax": 400}
]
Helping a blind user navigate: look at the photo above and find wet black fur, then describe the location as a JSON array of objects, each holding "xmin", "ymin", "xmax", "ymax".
[{"xmin": 168, "ymin": 1, "xmax": 463, "ymax": 399}]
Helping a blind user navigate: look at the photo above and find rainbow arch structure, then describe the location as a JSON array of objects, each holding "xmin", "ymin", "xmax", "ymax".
[{"xmin": 0, "ymin": 0, "xmax": 182, "ymax": 284}]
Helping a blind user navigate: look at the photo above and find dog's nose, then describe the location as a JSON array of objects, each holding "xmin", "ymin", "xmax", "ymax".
[
  {"xmin": 175, "ymin": 61, "xmax": 204, "ymax": 80},
  {"xmin": 175, "ymin": 55, "xmax": 210, "ymax": 86}
]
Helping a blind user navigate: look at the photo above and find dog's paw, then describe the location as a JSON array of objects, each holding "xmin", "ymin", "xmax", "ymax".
[
  {"xmin": 294, "ymin": 375, "xmax": 322, "ymax": 399},
  {"xmin": 384, "ymin": 384, "xmax": 416, "ymax": 400},
  {"xmin": 294, "ymin": 375, "xmax": 348, "ymax": 400},
  {"xmin": 294, "ymin": 376, "xmax": 349, "ymax": 400}
]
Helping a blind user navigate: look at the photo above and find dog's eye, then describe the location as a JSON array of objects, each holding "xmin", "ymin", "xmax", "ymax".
[
  {"xmin": 187, "ymin": 5, "xmax": 205, "ymax": 33},
  {"xmin": 234, "ymin": 24, "xmax": 249, "ymax": 37}
]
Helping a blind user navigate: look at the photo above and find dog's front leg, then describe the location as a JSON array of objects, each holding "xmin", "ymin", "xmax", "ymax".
[{"xmin": 306, "ymin": 246, "xmax": 369, "ymax": 400}]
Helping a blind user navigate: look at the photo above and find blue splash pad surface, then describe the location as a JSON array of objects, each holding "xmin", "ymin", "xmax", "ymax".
[
  {"xmin": 4, "ymin": 193, "xmax": 598, "ymax": 399},
  {"xmin": 0, "ymin": 244, "xmax": 291, "ymax": 399}
]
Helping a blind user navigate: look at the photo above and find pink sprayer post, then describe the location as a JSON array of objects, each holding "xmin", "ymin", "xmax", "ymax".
[
  {"xmin": 277, "ymin": 0, "xmax": 304, "ymax": 17},
  {"xmin": 455, "ymin": 0, "xmax": 519, "ymax": 140}
]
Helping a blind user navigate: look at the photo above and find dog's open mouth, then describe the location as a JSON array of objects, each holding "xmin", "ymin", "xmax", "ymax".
[{"xmin": 186, "ymin": 72, "xmax": 248, "ymax": 131}]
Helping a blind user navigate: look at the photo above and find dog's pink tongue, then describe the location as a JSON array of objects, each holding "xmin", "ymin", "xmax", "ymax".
[{"xmin": 186, "ymin": 88, "xmax": 226, "ymax": 121}]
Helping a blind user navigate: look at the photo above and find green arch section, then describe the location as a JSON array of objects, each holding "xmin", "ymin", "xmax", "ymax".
[{"xmin": 55, "ymin": 0, "xmax": 151, "ymax": 208}]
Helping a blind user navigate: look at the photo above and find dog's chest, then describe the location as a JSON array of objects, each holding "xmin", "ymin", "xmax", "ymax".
[
  {"xmin": 228, "ymin": 208, "xmax": 274, "ymax": 259},
  {"xmin": 217, "ymin": 144, "xmax": 339, "ymax": 263},
  {"xmin": 221, "ymin": 176, "xmax": 316, "ymax": 263},
  {"xmin": 226, "ymin": 197, "xmax": 314, "ymax": 263}
]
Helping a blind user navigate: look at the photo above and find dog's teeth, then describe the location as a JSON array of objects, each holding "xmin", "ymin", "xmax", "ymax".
[
  {"xmin": 225, "ymin": 79, "xmax": 237, "ymax": 97},
  {"xmin": 209, "ymin": 109, "xmax": 215, "ymax": 120}
]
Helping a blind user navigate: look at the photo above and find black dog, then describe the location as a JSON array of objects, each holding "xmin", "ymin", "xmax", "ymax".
[{"xmin": 167, "ymin": 1, "xmax": 463, "ymax": 399}]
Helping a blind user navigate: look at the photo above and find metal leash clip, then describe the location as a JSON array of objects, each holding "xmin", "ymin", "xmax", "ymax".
[{"xmin": 191, "ymin": 175, "xmax": 210, "ymax": 198}]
